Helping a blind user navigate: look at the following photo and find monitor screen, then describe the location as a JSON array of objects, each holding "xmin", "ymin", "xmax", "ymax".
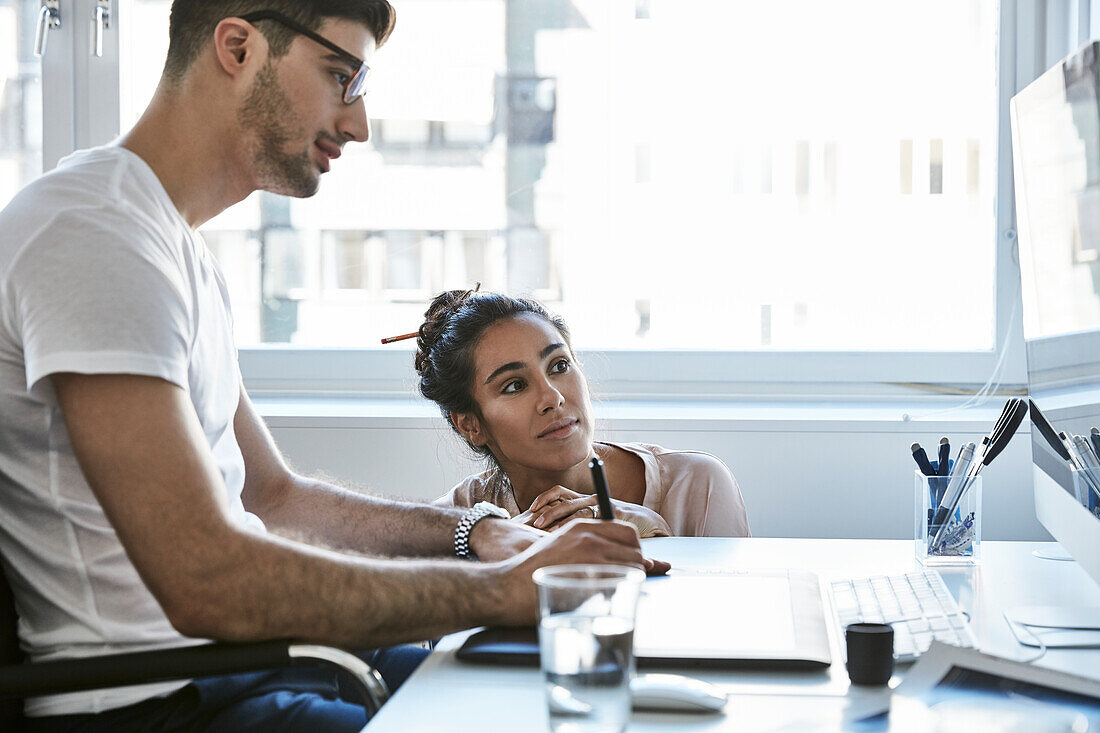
[{"xmin": 1012, "ymin": 41, "xmax": 1100, "ymax": 588}]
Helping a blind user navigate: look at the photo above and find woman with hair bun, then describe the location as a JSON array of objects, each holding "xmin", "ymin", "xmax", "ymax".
[{"xmin": 411, "ymin": 289, "xmax": 750, "ymax": 538}]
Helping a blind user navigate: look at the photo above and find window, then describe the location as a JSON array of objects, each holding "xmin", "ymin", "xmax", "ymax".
[
  {"xmin": 124, "ymin": 0, "xmax": 511, "ymax": 348},
  {"xmin": 0, "ymin": 1, "xmax": 42, "ymax": 209},
  {"xmin": 26, "ymin": 0, "xmax": 1088, "ymax": 393}
]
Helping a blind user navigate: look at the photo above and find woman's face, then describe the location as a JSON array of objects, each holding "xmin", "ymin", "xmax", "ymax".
[{"xmin": 460, "ymin": 313, "xmax": 593, "ymax": 473}]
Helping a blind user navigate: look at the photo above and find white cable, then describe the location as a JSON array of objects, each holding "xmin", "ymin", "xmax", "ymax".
[
  {"xmin": 1002, "ymin": 610, "xmax": 1049, "ymax": 663},
  {"xmin": 905, "ymin": 267, "xmax": 1022, "ymax": 421}
]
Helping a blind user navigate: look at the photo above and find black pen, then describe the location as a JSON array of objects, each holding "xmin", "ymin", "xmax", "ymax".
[
  {"xmin": 911, "ymin": 443, "xmax": 936, "ymax": 476},
  {"xmin": 937, "ymin": 438, "xmax": 951, "ymax": 476},
  {"xmin": 588, "ymin": 458, "xmax": 616, "ymax": 520}
]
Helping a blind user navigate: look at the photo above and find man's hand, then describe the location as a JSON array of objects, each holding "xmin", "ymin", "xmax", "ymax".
[
  {"xmin": 494, "ymin": 519, "xmax": 670, "ymax": 624},
  {"xmin": 468, "ymin": 516, "xmax": 545, "ymax": 563}
]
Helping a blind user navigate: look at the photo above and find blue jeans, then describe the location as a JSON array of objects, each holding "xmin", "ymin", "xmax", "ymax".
[{"xmin": 24, "ymin": 645, "xmax": 430, "ymax": 733}]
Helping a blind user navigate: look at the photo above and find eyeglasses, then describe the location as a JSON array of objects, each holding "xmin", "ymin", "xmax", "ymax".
[{"xmin": 239, "ymin": 10, "xmax": 370, "ymax": 105}]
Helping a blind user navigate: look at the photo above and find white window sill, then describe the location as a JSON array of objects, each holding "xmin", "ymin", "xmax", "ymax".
[{"xmin": 253, "ymin": 395, "xmax": 1020, "ymax": 433}]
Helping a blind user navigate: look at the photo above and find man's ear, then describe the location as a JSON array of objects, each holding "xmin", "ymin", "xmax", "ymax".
[
  {"xmin": 451, "ymin": 412, "xmax": 487, "ymax": 447},
  {"xmin": 212, "ymin": 17, "xmax": 265, "ymax": 78}
]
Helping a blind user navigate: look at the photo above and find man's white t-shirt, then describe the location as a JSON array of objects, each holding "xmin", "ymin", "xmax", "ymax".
[{"xmin": 0, "ymin": 146, "xmax": 265, "ymax": 716}]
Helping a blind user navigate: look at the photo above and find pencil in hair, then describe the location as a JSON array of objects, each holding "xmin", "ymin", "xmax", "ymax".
[{"xmin": 380, "ymin": 332, "xmax": 419, "ymax": 344}]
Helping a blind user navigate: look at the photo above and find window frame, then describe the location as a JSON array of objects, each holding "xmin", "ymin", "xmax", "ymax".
[
  {"xmin": 39, "ymin": 0, "xmax": 119, "ymax": 170},
  {"xmin": 39, "ymin": 0, "xmax": 1082, "ymax": 399}
]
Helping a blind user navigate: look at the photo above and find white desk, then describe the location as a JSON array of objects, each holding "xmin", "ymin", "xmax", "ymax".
[{"xmin": 364, "ymin": 539, "xmax": 1100, "ymax": 731}]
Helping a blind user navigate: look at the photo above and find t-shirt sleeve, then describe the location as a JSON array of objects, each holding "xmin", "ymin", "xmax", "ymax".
[
  {"xmin": 12, "ymin": 209, "xmax": 192, "ymax": 404},
  {"xmin": 659, "ymin": 451, "xmax": 751, "ymax": 538}
]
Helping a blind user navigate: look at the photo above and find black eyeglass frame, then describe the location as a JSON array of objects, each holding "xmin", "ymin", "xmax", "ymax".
[{"xmin": 239, "ymin": 10, "xmax": 370, "ymax": 105}]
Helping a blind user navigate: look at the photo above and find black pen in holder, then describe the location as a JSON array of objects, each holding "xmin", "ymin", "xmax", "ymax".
[{"xmin": 588, "ymin": 458, "xmax": 616, "ymax": 521}]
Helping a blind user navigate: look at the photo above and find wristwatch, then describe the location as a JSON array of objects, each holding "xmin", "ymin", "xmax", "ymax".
[{"xmin": 454, "ymin": 501, "xmax": 510, "ymax": 560}]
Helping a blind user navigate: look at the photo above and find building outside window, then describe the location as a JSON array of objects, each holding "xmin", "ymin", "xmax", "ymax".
[
  {"xmin": 18, "ymin": 1, "xmax": 1091, "ymax": 394},
  {"xmin": 98, "ymin": 0, "xmax": 998, "ymax": 353}
]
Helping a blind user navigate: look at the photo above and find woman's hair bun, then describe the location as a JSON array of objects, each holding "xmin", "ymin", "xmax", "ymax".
[{"xmin": 414, "ymin": 289, "xmax": 474, "ymax": 376}]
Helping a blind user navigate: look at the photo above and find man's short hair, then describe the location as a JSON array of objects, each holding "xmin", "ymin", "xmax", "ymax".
[{"xmin": 164, "ymin": 0, "xmax": 396, "ymax": 82}]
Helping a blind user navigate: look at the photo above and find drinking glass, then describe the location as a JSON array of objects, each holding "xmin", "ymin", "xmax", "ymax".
[{"xmin": 533, "ymin": 565, "xmax": 645, "ymax": 733}]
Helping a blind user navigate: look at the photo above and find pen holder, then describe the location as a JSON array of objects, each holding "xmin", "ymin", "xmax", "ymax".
[
  {"xmin": 1071, "ymin": 468, "xmax": 1100, "ymax": 519},
  {"xmin": 915, "ymin": 471, "xmax": 981, "ymax": 566}
]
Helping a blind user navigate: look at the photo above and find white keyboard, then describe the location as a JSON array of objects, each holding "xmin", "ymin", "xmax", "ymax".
[{"xmin": 829, "ymin": 569, "xmax": 978, "ymax": 662}]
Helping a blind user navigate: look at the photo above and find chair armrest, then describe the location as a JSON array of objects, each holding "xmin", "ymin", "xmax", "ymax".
[{"xmin": 0, "ymin": 640, "xmax": 388, "ymax": 715}]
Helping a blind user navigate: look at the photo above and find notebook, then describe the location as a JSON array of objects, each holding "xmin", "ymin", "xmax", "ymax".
[{"xmin": 457, "ymin": 569, "xmax": 832, "ymax": 670}]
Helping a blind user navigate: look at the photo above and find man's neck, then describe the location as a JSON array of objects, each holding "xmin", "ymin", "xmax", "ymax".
[{"xmin": 118, "ymin": 79, "xmax": 254, "ymax": 230}]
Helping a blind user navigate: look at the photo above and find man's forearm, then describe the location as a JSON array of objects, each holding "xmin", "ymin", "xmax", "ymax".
[
  {"xmin": 175, "ymin": 514, "xmax": 653, "ymax": 648},
  {"xmin": 254, "ymin": 474, "xmax": 466, "ymax": 557},
  {"xmin": 177, "ymin": 527, "xmax": 517, "ymax": 648}
]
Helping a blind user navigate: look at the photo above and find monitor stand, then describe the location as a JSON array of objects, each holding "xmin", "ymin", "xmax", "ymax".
[
  {"xmin": 1005, "ymin": 605, "xmax": 1100, "ymax": 648},
  {"xmin": 1032, "ymin": 544, "xmax": 1074, "ymax": 561}
]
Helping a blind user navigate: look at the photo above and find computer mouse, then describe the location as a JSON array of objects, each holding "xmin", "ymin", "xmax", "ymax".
[{"xmin": 630, "ymin": 673, "xmax": 728, "ymax": 712}]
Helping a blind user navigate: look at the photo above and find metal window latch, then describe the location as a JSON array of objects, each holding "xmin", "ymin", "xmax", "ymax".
[
  {"xmin": 33, "ymin": 0, "xmax": 61, "ymax": 58},
  {"xmin": 92, "ymin": 1, "xmax": 111, "ymax": 58}
]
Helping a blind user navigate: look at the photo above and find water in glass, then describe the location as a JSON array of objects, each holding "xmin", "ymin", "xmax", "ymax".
[{"xmin": 539, "ymin": 613, "xmax": 634, "ymax": 733}]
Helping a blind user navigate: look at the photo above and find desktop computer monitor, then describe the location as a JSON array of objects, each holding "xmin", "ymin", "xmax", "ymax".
[{"xmin": 1011, "ymin": 40, "xmax": 1100, "ymax": 589}]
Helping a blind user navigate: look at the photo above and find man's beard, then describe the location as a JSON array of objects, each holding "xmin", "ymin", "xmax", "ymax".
[{"xmin": 238, "ymin": 61, "xmax": 320, "ymax": 198}]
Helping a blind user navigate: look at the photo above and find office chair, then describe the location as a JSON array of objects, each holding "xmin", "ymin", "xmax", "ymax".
[{"xmin": 0, "ymin": 565, "xmax": 389, "ymax": 728}]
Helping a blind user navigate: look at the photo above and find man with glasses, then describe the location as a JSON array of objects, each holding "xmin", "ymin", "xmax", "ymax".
[{"xmin": 0, "ymin": 2, "xmax": 663, "ymax": 730}]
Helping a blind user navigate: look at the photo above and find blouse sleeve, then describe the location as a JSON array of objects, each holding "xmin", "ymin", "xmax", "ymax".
[
  {"xmin": 433, "ymin": 478, "xmax": 476, "ymax": 509},
  {"xmin": 657, "ymin": 451, "xmax": 751, "ymax": 538}
]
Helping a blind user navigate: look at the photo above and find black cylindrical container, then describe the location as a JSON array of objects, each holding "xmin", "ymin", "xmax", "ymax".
[{"xmin": 845, "ymin": 623, "xmax": 894, "ymax": 686}]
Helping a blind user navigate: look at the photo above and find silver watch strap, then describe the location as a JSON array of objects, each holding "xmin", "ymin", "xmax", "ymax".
[{"xmin": 454, "ymin": 501, "xmax": 508, "ymax": 559}]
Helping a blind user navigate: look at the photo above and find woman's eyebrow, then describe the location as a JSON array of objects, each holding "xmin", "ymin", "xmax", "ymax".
[
  {"xmin": 541, "ymin": 342, "xmax": 566, "ymax": 359},
  {"xmin": 483, "ymin": 344, "xmax": 567, "ymax": 385},
  {"xmin": 484, "ymin": 361, "xmax": 525, "ymax": 385}
]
